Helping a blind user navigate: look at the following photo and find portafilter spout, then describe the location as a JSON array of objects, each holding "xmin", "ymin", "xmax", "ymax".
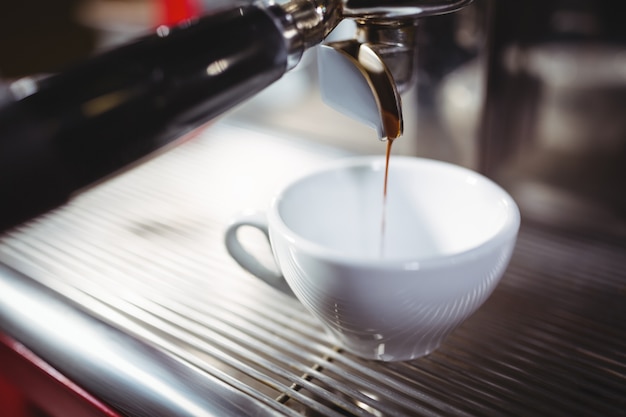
[
  {"xmin": 318, "ymin": 40, "xmax": 405, "ymax": 140},
  {"xmin": 317, "ymin": 0, "xmax": 473, "ymax": 140}
]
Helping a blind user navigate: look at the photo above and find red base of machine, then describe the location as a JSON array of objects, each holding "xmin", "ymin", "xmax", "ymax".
[
  {"xmin": 0, "ymin": 333, "xmax": 121, "ymax": 417},
  {"xmin": 158, "ymin": 0, "xmax": 202, "ymax": 26}
]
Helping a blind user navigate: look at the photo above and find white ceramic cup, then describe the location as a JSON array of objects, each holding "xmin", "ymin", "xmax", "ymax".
[{"xmin": 225, "ymin": 156, "xmax": 520, "ymax": 361}]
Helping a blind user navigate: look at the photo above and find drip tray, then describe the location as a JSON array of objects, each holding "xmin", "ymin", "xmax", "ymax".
[{"xmin": 1, "ymin": 122, "xmax": 625, "ymax": 416}]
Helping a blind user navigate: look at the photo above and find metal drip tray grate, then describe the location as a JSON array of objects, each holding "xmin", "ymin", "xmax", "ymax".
[{"xmin": 1, "ymin": 123, "xmax": 625, "ymax": 416}]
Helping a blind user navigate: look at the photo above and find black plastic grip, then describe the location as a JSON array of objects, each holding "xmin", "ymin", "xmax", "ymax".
[{"xmin": 0, "ymin": 5, "xmax": 288, "ymax": 232}]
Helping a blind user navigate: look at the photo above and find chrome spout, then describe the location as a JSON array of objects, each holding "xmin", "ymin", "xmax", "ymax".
[
  {"xmin": 355, "ymin": 22, "xmax": 418, "ymax": 94},
  {"xmin": 318, "ymin": 41, "xmax": 403, "ymax": 140},
  {"xmin": 312, "ymin": 0, "xmax": 473, "ymax": 139}
]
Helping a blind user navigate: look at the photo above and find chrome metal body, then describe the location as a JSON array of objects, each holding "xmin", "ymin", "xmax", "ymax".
[
  {"xmin": 270, "ymin": 0, "xmax": 343, "ymax": 70},
  {"xmin": 0, "ymin": 262, "xmax": 277, "ymax": 417},
  {"xmin": 276, "ymin": 0, "xmax": 473, "ymax": 139}
]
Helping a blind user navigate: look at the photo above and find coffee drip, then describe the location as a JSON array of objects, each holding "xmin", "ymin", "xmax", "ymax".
[{"xmin": 380, "ymin": 113, "xmax": 402, "ymax": 257}]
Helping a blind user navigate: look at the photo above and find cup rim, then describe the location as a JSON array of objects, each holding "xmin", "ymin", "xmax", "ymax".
[{"xmin": 268, "ymin": 156, "xmax": 521, "ymax": 270}]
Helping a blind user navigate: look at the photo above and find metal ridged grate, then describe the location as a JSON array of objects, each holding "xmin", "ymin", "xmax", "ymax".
[{"xmin": 1, "ymin": 123, "xmax": 625, "ymax": 416}]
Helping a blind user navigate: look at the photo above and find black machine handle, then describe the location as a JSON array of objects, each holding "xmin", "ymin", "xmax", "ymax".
[{"xmin": 0, "ymin": 4, "xmax": 290, "ymax": 232}]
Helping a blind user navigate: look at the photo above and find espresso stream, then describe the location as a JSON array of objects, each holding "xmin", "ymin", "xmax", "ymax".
[
  {"xmin": 380, "ymin": 113, "xmax": 401, "ymax": 257},
  {"xmin": 380, "ymin": 138, "xmax": 394, "ymax": 257}
]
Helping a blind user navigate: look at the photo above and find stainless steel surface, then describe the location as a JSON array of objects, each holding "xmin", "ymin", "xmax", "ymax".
[
  {"xmin": 0, "ymin": 263, "xmax": 278, "ymax": 417},
  {"xmin": 342, "ymin": 0, "xmax": 474, "ymax": 22},
  {"xmin": 0, "ymin": 122, "xmax": 625, "ymax": 416},
  {"xmin": 355, "ymin": 23, "xmax": 418, "ymax": 94}
]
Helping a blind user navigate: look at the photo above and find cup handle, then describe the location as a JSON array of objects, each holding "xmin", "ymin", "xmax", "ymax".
[{"xmin": 224, "ymin": 212, "xmax": 295, "ymax": 296}]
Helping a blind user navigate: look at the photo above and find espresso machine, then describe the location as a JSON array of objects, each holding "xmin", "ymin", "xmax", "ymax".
[
  {"xmin": 1, "ymin": 1, "xmax": 625, "ymax": 416},
  {"xmin": 0, "ymin": 0, "xmax": 473, "ymax": 232}
]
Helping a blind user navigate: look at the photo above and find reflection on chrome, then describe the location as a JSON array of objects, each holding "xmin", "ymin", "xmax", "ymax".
[{"xmin": 0, "ymin": 263, "xmax": 277, "ymax": 417}]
